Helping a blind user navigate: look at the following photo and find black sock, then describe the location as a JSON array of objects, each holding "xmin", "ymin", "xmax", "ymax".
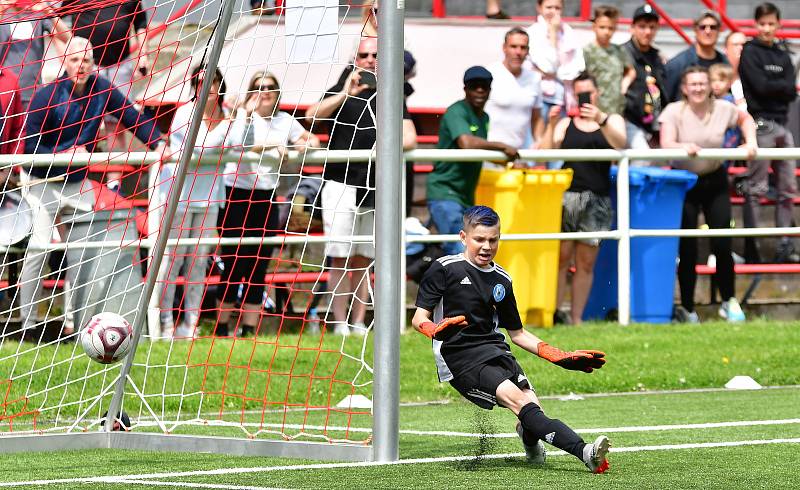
[
  {"xmin": 517, "ymin": 402, "xmax": 585, "ymax": 460},
  {"xmin": 214, "ymin": 322, "xmax": 230, "ymax": 336},
  {"xmin": 520, "ymin": 426, "xmax": 540, "ymax": 447}
]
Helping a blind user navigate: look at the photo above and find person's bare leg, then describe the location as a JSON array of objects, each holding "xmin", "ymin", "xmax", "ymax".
[
  {"xmin": 496, "ymin": 379, "xmax": 594, "ymax": 464},
  {"xmin": 556, "ymin": 241, "xmax": 575, "ymax": 310},
  {"xmin": 349, "ymin": 255, "xmax": 372, "ymax": 325},
  {"xmin": 486, "ymin": 0, "xmax": 502, "ymax": 16},
  {"xmin": 240, "ymin": 303, "xmax": 262, "ymax": 328},
  {"xmin": 571, "ymin": 242, "xmax": 599, "ymax": 325},
  {"xmin": 327, "ymin": 256, "xmax": 351, "ymax": 324},
  {"xmin": 216, "ymin": 301, "xmax": 236, "ymax": 335}
]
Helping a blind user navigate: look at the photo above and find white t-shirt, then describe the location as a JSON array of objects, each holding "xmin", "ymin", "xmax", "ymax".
[
  {"xmin": 485, "ymin": 61, "xmax": 542, "ymax": 148},
  {"xmin": 731, "ymin": 79, "xmax": 747, "ymax": 111},
  {"xmin": 162, "ymin": 104, "xmax": 247, "ymax": 208},
  {"xmin": 224, "ymin": 111, "xmax": 306, "ymax": 191}
]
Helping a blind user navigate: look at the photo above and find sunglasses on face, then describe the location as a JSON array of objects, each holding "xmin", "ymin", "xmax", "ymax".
[
  {"xmin": 357, "ymin": 52, "xmax": 378, "ymax": 60},
  {"xmin": 696, "ymin": 23, "xmax": 720, "ymax": 31},
  {"xmin": 254, "ymin": 83, "xmax": 278, "ymax": 91}
]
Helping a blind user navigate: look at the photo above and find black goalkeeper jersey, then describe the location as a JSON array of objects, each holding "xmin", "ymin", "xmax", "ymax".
[{"xmin": 415, "ymin": 254, "xmax": 524, "ymax": 382}]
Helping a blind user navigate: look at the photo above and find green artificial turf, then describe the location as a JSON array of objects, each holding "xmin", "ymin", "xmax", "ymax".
[{"xmin": 1, "ymin": 321, "xmax": 799, "ymax": 488}]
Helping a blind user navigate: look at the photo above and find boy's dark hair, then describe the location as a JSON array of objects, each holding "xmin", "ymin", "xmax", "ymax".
[
  {"xmin": 504, "ymin": 27, "xmax": 529, "ymax": 45},
  {"xmin": 592, "ymin": 5, "xmax": 619, "ymax": 21},
  {"xmin": 537, "ymin": 0, "xmax": 563, "ymax": 5},
  {"xmin": 754, "ymin": 2, "xmax": 780, "ymax": 21},
  {"xmin": 574, "ymin": 71, "xmax": 597, "ymax": 86},
  {"xmin": 463, "ymin": 206, "xmax": 500, "ymax": 230}
]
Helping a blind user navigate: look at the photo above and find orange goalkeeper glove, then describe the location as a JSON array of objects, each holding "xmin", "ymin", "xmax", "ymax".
[
  {"xmin": 536, "ymin": 342, "xmax": 606, "ymax": 373},
  {"xmin": 418, "ymin": 316, "xmax": 468, "ymax": 340}
]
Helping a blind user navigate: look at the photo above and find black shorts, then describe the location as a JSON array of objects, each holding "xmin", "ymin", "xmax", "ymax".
[{"xmin": 449, "ymin": 355, "xmax": 533, "ymax": 410}]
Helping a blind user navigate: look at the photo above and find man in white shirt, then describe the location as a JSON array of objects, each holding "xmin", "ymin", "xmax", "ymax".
[{"xmin": 485, "ymin": 27, "xmax": 544, "ymax": 155}]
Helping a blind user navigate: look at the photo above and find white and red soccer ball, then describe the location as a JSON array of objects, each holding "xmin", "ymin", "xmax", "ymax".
[{"xmin": 80, "ymin": 312, "xmax": 134, "ymax": 364}]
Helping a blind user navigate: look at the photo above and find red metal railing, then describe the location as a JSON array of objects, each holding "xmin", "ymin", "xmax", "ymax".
[
  {"xmin": 429, "ymin": 0, "xmax": 800, "ymax": 38},
  {"xmin": 645, "ymin": 0, "xmax": 692, "ymax": 45}
]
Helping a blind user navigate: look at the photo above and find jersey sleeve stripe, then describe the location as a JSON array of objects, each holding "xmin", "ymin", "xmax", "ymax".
[
  {"xmin": 437, "ymin": 254, "xmax": 465, "ymax": 267},
  {"xmin": 495, "ymin": 266, "xmax": 512, "ymax": 282}
]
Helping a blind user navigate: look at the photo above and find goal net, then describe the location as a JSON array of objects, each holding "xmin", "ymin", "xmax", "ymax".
[{"xmin": 0, "ymin": 0, "xmax": 386, "ymax": 460}]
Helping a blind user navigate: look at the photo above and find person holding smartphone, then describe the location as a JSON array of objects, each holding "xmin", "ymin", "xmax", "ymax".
[
  {"xmin": 305, "ymin": 37, "xmax": 417, "ymax": 336},
  {"xmin": 539, "ymin": 71, "xmax": 626, "ymax": 325}
]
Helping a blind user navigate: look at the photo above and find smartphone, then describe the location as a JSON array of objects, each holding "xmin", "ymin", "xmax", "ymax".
[
  {"xmin": 577, "ymin": 91, "xmax": 591, "ymax": 107},
  {"xmin": 359, "ymin": 71, "xmax": 377, "ymax": 89}
]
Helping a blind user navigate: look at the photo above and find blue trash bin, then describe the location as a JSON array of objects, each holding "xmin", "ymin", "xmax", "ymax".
[{"xmin": 583, "ymin": 167, "xmax": 697, "ymax": 323}]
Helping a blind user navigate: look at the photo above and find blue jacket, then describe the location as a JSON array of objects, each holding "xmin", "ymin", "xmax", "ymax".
[
  {"xmin": 664, "ymin": 46, "xmax": 728, "ymax": 103},
  {"xmin": 25, "ymin": 74, "xmax": 161, "ymax": 181}
]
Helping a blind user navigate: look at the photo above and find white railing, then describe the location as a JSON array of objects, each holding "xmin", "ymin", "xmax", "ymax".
[{"xmin": 3, "ymin": 147, "xmax": 800, "ymax": 327}]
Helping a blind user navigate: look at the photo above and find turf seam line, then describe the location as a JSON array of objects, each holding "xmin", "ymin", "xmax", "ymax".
[{"xmin": 114, "ymin": 479, "xmax": 288, "ymax": 490}]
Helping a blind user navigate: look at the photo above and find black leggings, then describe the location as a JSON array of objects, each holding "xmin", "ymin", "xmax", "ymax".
[
  {"xmin": 678, "ymin": 167, "xmax": 735, "ymax": 311},
  {"xmin": 216, "ymin": 186, "xmax": 278, "ymax": 305}
]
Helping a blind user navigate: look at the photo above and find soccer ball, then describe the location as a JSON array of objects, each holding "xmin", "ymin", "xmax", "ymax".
[{"xmin": 80, "ymin": 312, "xmax": 134, "ymax": 364}]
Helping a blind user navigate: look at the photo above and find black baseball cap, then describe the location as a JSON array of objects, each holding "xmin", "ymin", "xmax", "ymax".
[
  {"xmin": 463, "ymin": 66, "xmax": 493, "ymax": 84},
  {"xmin": 632, "ymin": 4, "xmax": 659, "ymax": 23}
]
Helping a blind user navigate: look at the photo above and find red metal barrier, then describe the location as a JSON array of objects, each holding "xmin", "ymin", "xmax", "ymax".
[
  {"xmin": 432, "ymin": 0, "xmax": 446, "ymax": 18},
  {"xmin": 645, "ymin": 0, "xmax": 693, "ymax": 45}
]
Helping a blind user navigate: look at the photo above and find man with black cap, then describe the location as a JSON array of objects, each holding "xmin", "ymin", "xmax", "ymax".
[
  {"xmin": 664, "ymin": 10, "xmax": 729, "ymax": 102},
  {"xmin": 306, "ymin": 36, "xmax": 418, "ymax": 335},
  {"xmin": 426, "ymin": 66, "xmax": 519, "ymax": 256},
  {"xmin": 623, "ymin": 4, "xmax": 666, "ymax": 156}
]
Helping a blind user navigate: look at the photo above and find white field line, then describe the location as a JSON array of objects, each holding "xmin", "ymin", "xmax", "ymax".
[
  {"xmin": 129, "ymin": 417, "xmax": 800, "ymax": 437},
  {"xmin": 396, "ymin": 418, "xmax": 800, "ymax": 438},
  {"xmin": 3, "ymin": 437, "xmax": 800, "ymax": 488}
]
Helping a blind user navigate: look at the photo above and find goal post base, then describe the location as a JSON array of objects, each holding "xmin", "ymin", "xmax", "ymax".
[{"xmin": 0, "ymin": 432, "xmax": 373, "ymax": 461}]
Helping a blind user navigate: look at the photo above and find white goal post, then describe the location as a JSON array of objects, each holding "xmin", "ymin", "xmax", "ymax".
[{"xmin": 0, "ymin": 0, "xmax": 404, "ymax": 462}]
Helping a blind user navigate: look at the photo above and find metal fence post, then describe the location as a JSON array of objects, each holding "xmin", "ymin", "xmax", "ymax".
[{"xmin": 617, "ymin": 155, "xmax": 631, "ymax": 326}]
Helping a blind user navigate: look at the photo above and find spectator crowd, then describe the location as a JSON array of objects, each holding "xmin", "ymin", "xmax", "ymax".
[
  {"xmin": 428, "ymin": 1, "xmax": 797, "ymax": 325},
  {"xmin": 0, "ymin": 1, "xmax": 797, "ymax": 340}
]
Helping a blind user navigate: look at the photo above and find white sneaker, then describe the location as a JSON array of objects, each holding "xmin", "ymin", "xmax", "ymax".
[
  {"xmin": 174, "ymin": 324, "xmax": 196, "ymax": 339},
  {"xmin": 332, "ymin": 323, "xmax": 350, "ymax": 336},
  {"xmin": 673, "ymin": 305, "xmax": 699, "ymax": 324},
  {"xmin": 516, "ymin": 422, "xmax": 546, "ymax": 464},
  {"xmin": 719, "ymin": 298, "xmax": 746, "ymax": 323},
  {"xmin": 583, "ymin": 435, "xmax": 610, "ymax": 474},
  {"xmin": 304, "ymin": 309, "xmax": 321, "ymax": 335},
  {"xmin": 161, "ymin": 320, "xmax": 175, "ymax": 339},
  {"xmin": 351, "ymin": 322, "xmax": 369, "ymax": 336}
]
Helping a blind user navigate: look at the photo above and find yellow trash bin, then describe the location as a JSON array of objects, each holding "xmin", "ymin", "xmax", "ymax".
[{"xmin": 475, "ymin": 168, "xmax": 573, "ymax": 327}]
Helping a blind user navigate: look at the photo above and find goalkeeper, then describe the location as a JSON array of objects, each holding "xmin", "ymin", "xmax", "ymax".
[{"xmin": 412, "ymin": 205, "xmax": 610, "ymax": 473}]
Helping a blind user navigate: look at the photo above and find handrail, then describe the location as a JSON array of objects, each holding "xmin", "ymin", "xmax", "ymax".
[
  {"xmin": 7, "ymin": 146, "xmax": 800, "ymax": 166},
  {"xmin": 7, "ymin": 146, "xmax": 800, "ymax": 327}
]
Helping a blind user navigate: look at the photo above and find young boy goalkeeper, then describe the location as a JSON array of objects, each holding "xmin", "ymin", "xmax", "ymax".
[{"xmin": 412, "ymin": 205, "xmax": 610, "ymax": 473}]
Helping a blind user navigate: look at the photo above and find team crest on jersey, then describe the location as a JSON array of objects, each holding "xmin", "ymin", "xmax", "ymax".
[{"xmin": 492, "ymin": 284, "xmax": 505, "ymax": 302}]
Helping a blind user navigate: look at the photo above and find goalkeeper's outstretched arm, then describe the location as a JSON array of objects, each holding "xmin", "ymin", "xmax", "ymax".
[
  {"xmin": 508, "ymin": 328, "xmax": 607, "ymax": 373},
  {"xmin": 412, "ymin": 308, "xmax": 468, "ymax": 340}
]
